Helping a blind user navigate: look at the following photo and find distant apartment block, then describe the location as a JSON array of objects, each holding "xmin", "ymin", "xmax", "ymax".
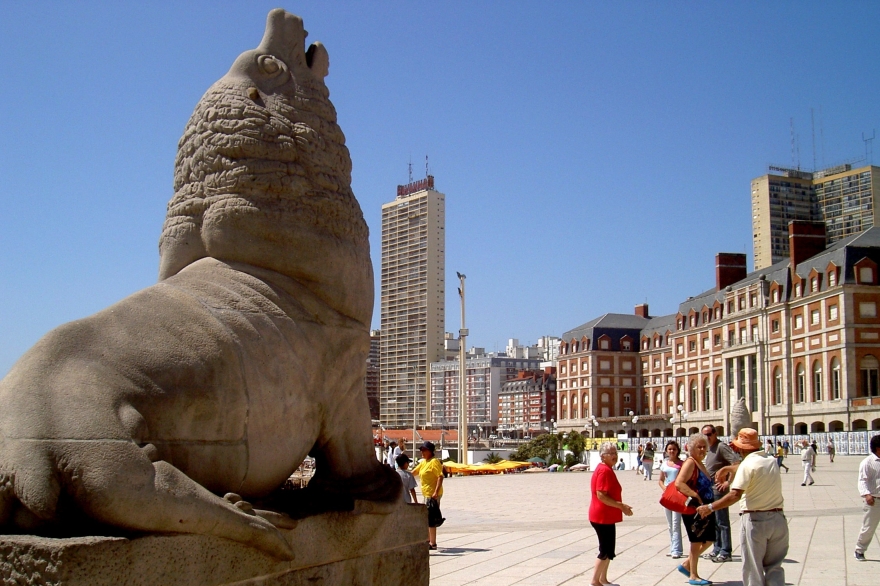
[
  {"xmin": 498, "ymin": 367, "xmax": 557, "ymax": 437},
  {"xmin": 429, "ymin": 354, "xmax": 542, "ymax": 431},
  {"xmin": 365, "ymin": 329, "xmax": 380, "ymax": 421},
  {"xmin": 557, "ymin": 223, "xmax": 880, "ymax": 437},
  {"xmin": 379, "ymin": 176, "xmax": 445, "ymax": 428},
  {"xmin": 752, "ymin": 164, "xmax": 880, "ymax": 269}
]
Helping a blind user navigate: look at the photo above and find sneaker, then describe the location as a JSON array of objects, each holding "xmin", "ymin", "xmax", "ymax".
[
  {"xmin": 855, "ymin": 551, "xmax": 866, "ymax": 561},
  {"xmin": 801, "ymin": 483, "xmax": 806, "ymax": 486},
  {"xmin": 712, "ymin": 554, "xmax": 731, "ymax": 563},
  {"xmin": 701, "ymin": 552, "xmax": 718, "ymax": 560},
  {"xmin": 671, "ymin": 554, "xmax": 683, "ymax": 559},
  {"xmin": 809, "ymin": 481, "xmax": 814, "ymax": 485}
]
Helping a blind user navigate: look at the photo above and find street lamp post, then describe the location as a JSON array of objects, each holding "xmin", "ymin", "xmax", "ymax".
[
  {"xmin": 456, "ymin": 272, "xmax": 467, "ymax": 464},
  {"xmin": 675, "ymin": 404, "xmax": 687, "ymax": 436}
]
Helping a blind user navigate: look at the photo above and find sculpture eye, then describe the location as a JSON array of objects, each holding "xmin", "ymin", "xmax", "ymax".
[{"xmin": 257, "ymin": 55, "xmax": 285, "ymax": 76}]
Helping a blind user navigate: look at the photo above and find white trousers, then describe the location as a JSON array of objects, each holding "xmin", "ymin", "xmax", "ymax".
[
  {"xmin": 856, "ymin": 500, "xmax": 880, "ymax": 554},
  {"xmin": 802, "ymin": 462, "xmax": 813, "ymax": 484}
]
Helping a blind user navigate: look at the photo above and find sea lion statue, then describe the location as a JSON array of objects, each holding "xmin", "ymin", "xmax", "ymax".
[{"xmin": 0, "ymin": 9, "xmax": 399, "ymax": 560}]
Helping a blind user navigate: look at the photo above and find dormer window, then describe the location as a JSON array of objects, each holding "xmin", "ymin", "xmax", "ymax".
[
  {"xmin": 772, "ymin": 289, "xmax": 779, "ymax": 303},
  {"xmin": 811, "ymin": 277, "xmax": 819, "ymax": 293},
  {"xmin": 828, "ymin": 271, "xmax": 836, "ymax": 286},
  {"xmin": 860, "ymin": 267, "xmax": 874, "ymax": 284},
  {"xmin": 794, "ymin": 283, "xmax": 801, "ymax": 297}
]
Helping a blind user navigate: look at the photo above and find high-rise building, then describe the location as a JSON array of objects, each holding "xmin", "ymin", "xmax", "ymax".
[
  {"xmin": 365, "ymin": 329, "xmax": 380, "ymax": 421},
  {"xmin": 379, "ymin": 176, "xmax": 445, "ymax": 428},
  {"xmin": 752, "ymin": 164, "xmax": 880, "ymax": 269}
]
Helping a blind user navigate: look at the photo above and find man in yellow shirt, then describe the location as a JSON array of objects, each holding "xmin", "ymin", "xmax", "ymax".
[
  {"xmin": 412, "ymin": 441, "xmax": 444, "ymax": 549},
  {"xmin": 696, "ymin": 428, "xmax": 788, "ymax": 586}
]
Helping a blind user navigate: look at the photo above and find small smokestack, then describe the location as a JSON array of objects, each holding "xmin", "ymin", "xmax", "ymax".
[
  {"xmin": 634, "ymin": 303, "xmax": 649, "ymax": 318},
  {"xmin": 716, "ymin": 253, "xmax": 747, "ymax": 291},
  {"xmin": 788, "ymin": 221, "xmax": 827, "ymax": 269}
]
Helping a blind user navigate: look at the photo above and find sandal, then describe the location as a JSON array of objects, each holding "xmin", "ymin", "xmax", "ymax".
[
  {"xmin": 688, "ymin": 580, "xmax": 712, "ymax": 586},
  {"xmin": 677, "ymin": 565, "xmax": 690, "ymax": 578}
]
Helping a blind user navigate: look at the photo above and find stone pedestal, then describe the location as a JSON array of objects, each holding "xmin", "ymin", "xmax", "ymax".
[{"xmin": 0, "ymin": 502, "xmax": 428, "ymax": 586}]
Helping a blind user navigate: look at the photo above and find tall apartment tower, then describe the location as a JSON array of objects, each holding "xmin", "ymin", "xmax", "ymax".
[
  {"xmin": 752, "ymin": 164, "xmax": 880, "ymax": 269},
  {"xmin": 379, "ymin": 176, "xmax": 446, "ymax": 428}
]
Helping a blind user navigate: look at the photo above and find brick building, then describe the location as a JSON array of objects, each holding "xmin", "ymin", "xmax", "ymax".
[
  {"xmin": 557, "ymin": 222, "xmax": 880, "ymax": 437},
  {"xmin": 498, "ymin": 367, "xmax": 557, "ymax": 438}
]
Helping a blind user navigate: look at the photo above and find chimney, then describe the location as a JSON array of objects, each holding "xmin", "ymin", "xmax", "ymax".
[
  {"xmin": 788, "ymin": 221, "xmax": 827, "ymax": 269},
  {"xmin": 634, "ymin": 303, "xmax": 649, "ymax": 318},
  {"xmin": 716, "ymin": 253, "xmax": 747, "ymax": 291}
]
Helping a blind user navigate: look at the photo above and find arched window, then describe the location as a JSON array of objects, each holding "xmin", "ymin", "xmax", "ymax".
[
  {"xmin": 689, "ymin": 381, "xmax": 697, "ymax": 412},
  {"xmin": 860, "ymin": 355, "xmax": 880, "ymax": 397},
  {"xmin": 812, "ymin": 361, "xmax": 822, "ymax": 402},
  {"xmin": 561, "ymin": 395, "xmax": 568, "ymax": 419},
  {"xmin": 702, "ymin": 378, "xmax": 710, "ymax": 411},
  {"xmin": 715, "ymin": 376, "xmax": 722, "ymax": 410},
  {"xmin": 571, "ymin": 394, "xmax": 578, "ymax": 419},
  {"xmin": 678, "ymin": 383, "xmax": 685, "ymax": 405},
  {"xmin": 773, "ymin": 367, "xmax": 782, "ymax": 405},
  {"xmin": 831, "ymin": 358, "xmax": 841, "ymax": 400},
  {"xmin": 796, "ymin": 364, "xmax": 806, "ymax": 403}
]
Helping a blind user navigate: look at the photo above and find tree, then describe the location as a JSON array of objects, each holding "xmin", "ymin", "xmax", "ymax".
[
  {"xmin": 565, "ymin": 431, "xmax": 586, "ymax": 462},
  {"xmin": 483, "ymin": 452, "xmax": 503, "ymax": 464}
]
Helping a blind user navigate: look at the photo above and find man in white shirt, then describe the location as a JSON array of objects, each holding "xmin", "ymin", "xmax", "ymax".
[
  {"xmin": 855, "ymin": 434, "xmax": 880, "ymax": 561},
  {"xmin": 696, "ymin": 428, "xmax": 787, "ymax": 586}
]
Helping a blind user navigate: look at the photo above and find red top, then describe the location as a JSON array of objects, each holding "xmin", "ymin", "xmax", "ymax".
[{"xmin": 589, "ymin": 463, "xmax": 623, "ymax": 524}]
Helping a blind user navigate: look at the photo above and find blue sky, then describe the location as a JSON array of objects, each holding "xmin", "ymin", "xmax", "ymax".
[{"xmin": 1, "ymin": 2, "xmax": 879, "ymax": 374}]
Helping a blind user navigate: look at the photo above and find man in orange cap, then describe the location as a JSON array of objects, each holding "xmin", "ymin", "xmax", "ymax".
[{"xmin": 695, "ymin": 428, "xmax": 788, "ymax": 586}]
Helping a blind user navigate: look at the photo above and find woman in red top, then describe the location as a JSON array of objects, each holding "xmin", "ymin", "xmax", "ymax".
[{"xmin": 589, "ymin": 442, "xmax": 634, "ymax": 586}]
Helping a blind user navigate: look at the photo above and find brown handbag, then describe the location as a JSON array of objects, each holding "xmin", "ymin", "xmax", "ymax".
[{"xmin": 659, "ymin": 464, "xmax": 698, "ymax": 514}]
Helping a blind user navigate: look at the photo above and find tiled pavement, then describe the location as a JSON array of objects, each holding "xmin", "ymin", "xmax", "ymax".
[{"xmin": 429, "ymin": 454, "xmax": 878, "ymax": 585}]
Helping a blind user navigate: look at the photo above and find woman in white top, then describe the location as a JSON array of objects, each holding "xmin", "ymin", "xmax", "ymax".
[{"xmin": 658, "ymin": 440, "xmax": 684, "ymax": 558}]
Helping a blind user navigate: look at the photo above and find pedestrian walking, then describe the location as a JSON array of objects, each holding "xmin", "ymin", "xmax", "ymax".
[
  {"xmin": 588, "ymin": 442, "xmax": 633, "ymax": 586},
  {"xmin": 658, "ymin": 440, "xmax": 684, "ymax": 559},
  {"xmin": 782, "ymin": 440, "xmax": 790, "ymax": 457},
  {"xmin": 774, "ymin": 441, "xmax": 789, "ymax": 473},
  {"xmin": 827, "ymin": 439, "xmax": 835, "ymax": 463},
  {"xmin": 701, "ymin": 424, "xmax": 740, "ymax": 563},
  {"xmin": 674, "ymin": 433, "xmax": 715, "ymax": 586},
  {"xmin": 636, "ymin": 444, "xmax": 644, "ymax": 475},
  {"xmin": 854, "ymin": 434, "xmax": 880, "ymax": 561},
  {"xmin": 642, "ymin": 442, "xmax": 655, "ymax": 481},
  {"xmin": 411, "ymin": 441, "xmax": 444, "ymax": 550},
  {"xmin": 696, "ymin": 428, "xmax": 788, "ymax": 586},
  {"xmin": 801, "ymin": 442, "xmax": 816, "ymax": 486}
]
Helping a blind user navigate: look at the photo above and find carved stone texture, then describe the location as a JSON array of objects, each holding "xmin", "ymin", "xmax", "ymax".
[
  {"xmin": 0, "ymin": 9, "xmax": 401, "ymax": 560},
  {"xmin": 0, "ymin": 502, "xmax": 428, "ymax": 586},
  {"xmin": 729, "ymin": 397, "xmax": 751, "ymax": 437}
]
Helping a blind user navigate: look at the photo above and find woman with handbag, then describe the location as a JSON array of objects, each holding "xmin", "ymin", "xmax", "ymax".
[
  {"xmin": 658, "ymin": 440, "xmax": 684, "ymax": 559},
  {"xmin": 674, "ymin": 433, "xmax": 716, "ymax": 586},
  {"xmin": 589, "ymin": 442, "xmax": 634, "ymax": 586}
]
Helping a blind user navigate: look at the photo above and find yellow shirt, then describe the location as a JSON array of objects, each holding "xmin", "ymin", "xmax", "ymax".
[
  {"xmin": 730, "ymin": 450, "xmax": 784, "ymax": 512},
  {"xmin": 775, "ymin": 446, "xmax": 784, "ymax": 458},
  {"xmin": 412, "ymin": 457, "xmax": 444, "ymax": 499}
]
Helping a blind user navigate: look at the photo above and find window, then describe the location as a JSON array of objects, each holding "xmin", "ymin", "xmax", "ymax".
[
  {"xmin": 728, "ymin": 329, "xmax": 735, "ymax": 346},
  {"xmin": 772, "ymin": 319, "xmax": 780, "ymax": 333},
  {"xmin": 689, "ymin": 381, "xmax": 697, "ymax": 411},
  {"xmin": 571, "ymin": 364, "xmax": 577, "ymax": 373},
  {"xmin": 599, "ymin": 360, "xmax": 610, "ymax": 370},
  {"xmin": 811, "ymin": 309, "xmax": 820, "ymax": 326},
  {"xmin": 727, "ymin": 301, "xmax": 734, "ymax": 313},
  {"xmin": 795, "ymin": 283, "xmax": 801, "ymax": 297},
  {"xmin": 750, "ymin": 293, "xmax": 757, "ymax": 307},
  {"xmin": 831, "ymin": 358, "xmax": 841, "ymax": 400},
  {"xmin": 653, "ymin": 359, "xmax": 660, "ymax": 368},
  {"xmin": 665, "ymin": 357, "xmax": 672, "ymax": 366},
  {"xmin": 829, "ymin": 304, "xmax": 839, "ymax": 321},
  {"xmin": 690, "ymin": 315, "xmax": 696, "ymax": 327},
  {"xmin": 794, "ymin": 314, "xmax": 803, "ymax": 329},
  {"xmin": 678, "ymin": 383, "xmax": 685, "ymax": 404},
  {"xmin": 676, "ymin": 343, "xmax": 683, "ymax": 355},
  {"xmin": 828, "ymin": 271, "xmax": 836, "ymax": 286},
  {"xmin": 715, "ymin": 307, "xmax": 721, "ymax": 319},
  {"xmin": 689, "ymin": 341, "xmax": 696, "ymax": 352},
  {"xmin": 642, "ymin": 340, "xmax": 649, "ymax": 350},
  {"xmin": 623, "ymin": 393, "xmax": 631, "ymax": 403},
  {"xmin": 622, "ymin": 340, "xmax": 631, "ymax": 351},
  {"xmin": 560, "ymin": 365, "xmax": 567, "ymax": 374},
  {"xmin": 713, "ymin": 334, "xmax": 721, "ymax": 346},
  {"xmin": 860, "ymin": 302, "xmax": 877, "ymax": 318},
  {"xmin": 701, "ymin": 337, "xmax": 708, "ymax": 350},
  {"xmin": 715, "ymin": 376, "xmax": 723, "ymax": 409},
  {"xmin": 571, "ymin": 394, "xmax": 578, "ymax": 419},
  {"xmin": 772, "ymin": 289, "xmax": 779, "ymax": 303},
  {"xmin": 796, "ymin": 364, "xmax": 806, "ymax": 403},
  {"xmin": 600, "ymin": 339, "xmax": 610, "ymax": 350},
  {"xmin": 860, "ymin": 267, "xmax": 874, "ymax": 283},
  {"xmin": 622, "ymin": 361, "xmax": 633, "ymax": 371},
  {"xmin": 860, "ymin": 355, "xmax": 879, "ymax": 397},
  {"xmin": 811, "ymin": 277, "xmax": 819, "ymax": 293},
  {"xmin": 738, "ymin": 297, "xmax": 745, "ymax": 310},
  {"xmin": 773, "ymin": 367, "xmax": 782, "ymax": 405},
  {"xmin": 813, "ymin": 361, "xmax": 822, "ymax": 402},
  {"xmin": 702, "ymin": 379, "xmax": 710, "ymax": 411}
]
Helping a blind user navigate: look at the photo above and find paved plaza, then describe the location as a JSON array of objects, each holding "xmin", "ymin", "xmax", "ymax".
[{"xmin": 430, "ymin": 455, "xmax": 878, "ymax": 585}]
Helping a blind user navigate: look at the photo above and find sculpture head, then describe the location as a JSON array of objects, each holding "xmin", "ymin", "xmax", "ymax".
[{"xmin": 159, "ymin": 9, "xmax": 372, "ymax": 324}]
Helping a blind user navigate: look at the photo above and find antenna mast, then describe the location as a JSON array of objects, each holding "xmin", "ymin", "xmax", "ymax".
[
  {"xmin": 811, "ymin": 108, "xmax": 817, "ymax": 171},
  {"xmin": 425, "ymin": 155, "xmax": 430, "ymax": 178},
  {"xmin": 865, "ymin": 130, "xmax": 876, "ymax": 166},
  {"xmin": 408, "ymin": 157, "xmax": 413, "ymax": 184}
]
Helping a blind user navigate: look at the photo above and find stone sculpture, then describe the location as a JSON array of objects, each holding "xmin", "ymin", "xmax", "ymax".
[
  {"xmin": 0, "ymin": 9, "xmax": 400, "ymax": 560},
  {"xmin": 729, "ymin": 397, "xmax": 751, "ymax": 437}
]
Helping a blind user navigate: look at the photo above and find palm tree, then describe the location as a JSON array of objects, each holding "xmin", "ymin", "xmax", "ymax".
[{"xmin": 483, "ymin": 452, "xmax": 503, "ymax": 464}]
